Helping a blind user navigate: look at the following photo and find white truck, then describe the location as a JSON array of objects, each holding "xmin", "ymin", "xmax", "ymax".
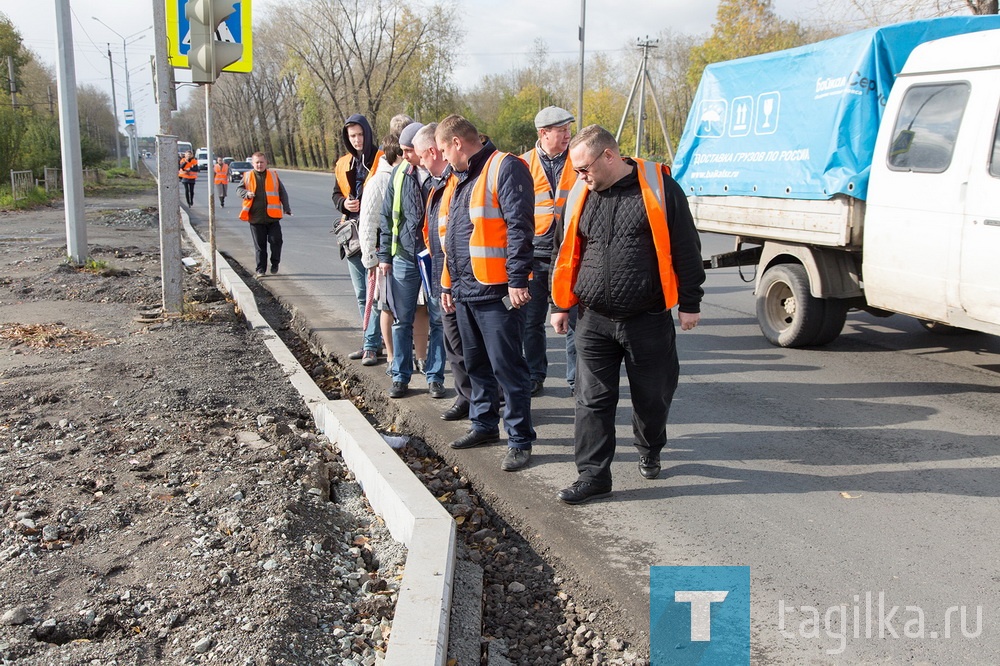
[{"xmin": 674, "ymin": 17, "xmax": 1000, "ymax": 347}]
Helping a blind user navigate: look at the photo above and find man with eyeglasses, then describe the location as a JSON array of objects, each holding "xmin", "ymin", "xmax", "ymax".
[
  {"xmin": 550, "ymin": 125, "xmax": 705, "ymax": 504},
  {"xmin": 521, "ymin": 106, "xmax": 579, "ymax": 398}
]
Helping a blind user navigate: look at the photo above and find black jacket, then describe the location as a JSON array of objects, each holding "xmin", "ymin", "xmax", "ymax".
[{"xmin": 331, "ymin": 114, "xmax": 378, "ymax": 219}]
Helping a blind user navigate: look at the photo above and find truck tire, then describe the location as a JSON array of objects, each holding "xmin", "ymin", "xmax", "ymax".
[
  {"xmin": 812, "ymin": 299, "xmax": 849, "ymax": 346},
  {"xmin": 756, "ymin": 264, "xmax": 824, "ymax": 347}
]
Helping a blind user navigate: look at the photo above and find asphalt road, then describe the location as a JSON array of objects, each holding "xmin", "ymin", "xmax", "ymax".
[{"xmin": 180, "ymin": 165, "xmax": 1000, "ymax": 664}]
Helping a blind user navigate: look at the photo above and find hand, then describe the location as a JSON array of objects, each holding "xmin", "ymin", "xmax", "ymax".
[
  {"xmin": 379, "ymin": 262, "xmax": 392, "ymax": 276},
  {"xmin": 508, "ymin": 286, "xmax": 530, "ymax": 309},
  {"xmin": 550, "ymin": 312, "xmax": 569, "ymax": 335},
  {"xmin": 441, "ymin": 292, "xmax": 455, "ymax": 313},
  {"xmin": 678, "ymin": 311, "xmax": 701, "ymax": 331},
  {"xmin": 344, "ymin": 198, "xmax": 360, "ymax": 213}
]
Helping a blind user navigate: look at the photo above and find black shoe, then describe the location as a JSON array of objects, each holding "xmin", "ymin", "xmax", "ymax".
[
  {"xmin": 270, "ymin": 264, "xmax": 278, "ymax": 274},
  {"xmin": 428, "ymin": 382, "xmax": 447, "ymax": 399},
  {"xmin": 450, "ymin": 429, "xmax": 500, "ymax": 450},
  {"xmin": 388, "ymin": 381, "xmax": 408, "ymax": 399},
  {"xmin": 441, "ymin": 401, "xmax": 469, "ymax": 421},
  {"xmin": 530, "ymin": 379, "xmax": 544, "ymax": 396},
  {"xmin": 557, "ymin": 480, "xmax": 612, "ymax": 505},
  {"xmin": 501, "ymin": 447, "xmax": 531, "ymax": 471},
  {"xmin": 348, "ymin": 349, "xmax": 365, "ymax": 360},
  {"xmin": 638, "ymin": 454, "xmax": 661, "ymax": 480}
]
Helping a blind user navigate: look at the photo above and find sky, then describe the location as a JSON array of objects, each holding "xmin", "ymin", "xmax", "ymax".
[{"xmin": 3, "ymin": 0, "xmax": 815, "ymax": 139}]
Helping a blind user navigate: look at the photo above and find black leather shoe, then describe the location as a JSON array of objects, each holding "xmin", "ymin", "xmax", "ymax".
[
  {"xmin": 638, "ymin": 454, "xmax": 661, "ymax": 480},
  {"xmin": 530, "ymin": 379, "xmax": 543, "ymax": 396},
  {"xmin": 428, "ymin": 382, "xmax": 447, "ymax": 399},
  {"xmin": 501, "ymin": 447, "xmax": 531, "ymax": 471},
  {"xmin": 440, "ymin": 402, "xmax": 469, "ymax": 421},
  {"xmin": 450, "ymin": 429, "xmax": 500, "ymax": 450},
  {"xmin": 388, "ymin": 382, "xmax": 408, "ymax": 399},
  {"xmin": 557, "ymin": 480, "xmax": 612, "ymax": 505}
]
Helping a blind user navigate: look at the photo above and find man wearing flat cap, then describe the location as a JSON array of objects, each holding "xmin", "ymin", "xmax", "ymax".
[
  {"xmin": 520, "ymin": 106, "xmax": 578, "ymax": 397},
  {"xmin": 379, "ymin": 121, "xmax": 447, "ymax": 400}
]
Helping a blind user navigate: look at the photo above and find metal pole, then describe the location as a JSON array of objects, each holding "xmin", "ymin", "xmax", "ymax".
[
  {"xmin": 577, "ymin": 0, "xmax": 586, "ymax": 129},
  {"xmin": 54, "ymin": 0, "xmax": 87, "ymax": 265},
  {"xmin": 7, "ymin": 56, "xmax": 15, "ymax": 107},
  {"xmin": 206, "ymin": 84, "xmax": 218, "ymax": 285},
  {"xmin": 123, "ymin": 38, "xmax": 137, "ymax": 171},
  {"xmin": 105, "ymin": 44, "xmax": 122, "ymax": 167},
  {"xmin": 616, "ymin": 59, "xmax": 644, "ymax": 143},
  {"xmin": 152, "ymin": 0, "xmax": 183, "ymax": 314}
]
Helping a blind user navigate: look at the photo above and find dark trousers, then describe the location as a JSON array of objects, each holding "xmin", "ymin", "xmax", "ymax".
[
  {"xmin": 523, "ymin": 260, "xmax": 550, "ymax": 383},
  {"xmin": 455, "ymin": 299, "xmax": 536, "ymax": 450},
  {"xmin": 443, "ymin": 309, "xmax": 472, "ymax": 407},
  {"xmin": 249, "ymin": 221, "xmax": 282, "ymax": 273},
  {"xmin": 574, "ymin": 307, "xmax": 679, "ymax": 485},
  {"xmin": 181, "ymin": 179, "xmax": 195, "ymax": 205}
]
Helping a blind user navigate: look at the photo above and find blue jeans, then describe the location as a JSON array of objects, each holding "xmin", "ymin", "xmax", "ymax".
[
  {"xmin": 390, "ymin": 256, "xmax": 445, "ymax": 384},
  {"xmin": 346, "ymin": 253, "xmax": 381, "ymax": 352}
]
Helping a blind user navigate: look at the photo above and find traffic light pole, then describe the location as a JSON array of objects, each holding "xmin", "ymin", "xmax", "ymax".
[{"xmin": 152, "ymin": 0, "xmax": 183, "ymax": 313}]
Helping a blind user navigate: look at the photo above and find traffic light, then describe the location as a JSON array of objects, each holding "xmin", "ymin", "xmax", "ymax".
[{"xmin": 185, "ymin": 0, "xmax": 242, "ymax": 84}]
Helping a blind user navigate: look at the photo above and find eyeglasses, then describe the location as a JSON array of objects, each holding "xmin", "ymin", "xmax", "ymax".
[{"xmin": 573, "ymin": 150, "xmax": 605, "ymax": 175}]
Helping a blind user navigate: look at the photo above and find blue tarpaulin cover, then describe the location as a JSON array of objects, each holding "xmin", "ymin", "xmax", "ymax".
[{"xmin": 673, "ymin": 17, "xmax": 1000, "ymax": 201}]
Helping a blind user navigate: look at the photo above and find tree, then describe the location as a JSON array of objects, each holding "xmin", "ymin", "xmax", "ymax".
[
  {"xmin": 829, "ymin": 0, "xmax": 996, "ymax": 27},
  {"xmin": 687, "ymin": 0, "xmax": 805, "ymax": 89}
]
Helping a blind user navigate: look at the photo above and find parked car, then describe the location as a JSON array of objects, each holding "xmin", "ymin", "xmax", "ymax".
[
  {"xmin": 223, "ymin": 156, "xmax": 235, "ymax": 165},
  {"xmin": 195, "ymin": 148, "xmax": 210, "ymax": 171},
  {"xmin": 229, "ymin": 161, "xmax": 253, "ymax": 183}
]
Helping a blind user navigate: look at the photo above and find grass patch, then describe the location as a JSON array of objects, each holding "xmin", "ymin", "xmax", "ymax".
[{"xmin": 0, "ymin": 184, "xmax": 52, "ymax": 211}]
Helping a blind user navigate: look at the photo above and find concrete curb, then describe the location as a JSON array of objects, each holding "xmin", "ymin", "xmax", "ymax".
[{"xmin": 179, "ymin": 211, "xmax": 456, "ymax": 665}]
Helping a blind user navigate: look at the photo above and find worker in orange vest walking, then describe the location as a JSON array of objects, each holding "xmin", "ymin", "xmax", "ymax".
[
  {"xmin": 178, "ymin": 150, "xmax": 198, "ymax": 206},
  {"xmin": 237, "ymin": 152, "xmax": 292, "ymax": 278},
  {"xmin": 213, "ymin": 156, "xmax": 230, "ymax": 208}
]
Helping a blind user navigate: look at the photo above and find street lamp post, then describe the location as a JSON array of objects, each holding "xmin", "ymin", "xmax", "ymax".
[{"xmin": 92, "ymin": 18, "xmax": 149, "ymax": 171}]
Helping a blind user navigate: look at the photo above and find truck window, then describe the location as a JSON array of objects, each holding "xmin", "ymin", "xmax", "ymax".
[
  {"xmin": 990, "ymin": 108, "xmax": 1000, "ymax": 178},
  {"xmin": 887, "ymin": 82, "xmax": 970, "ymax": 173}
]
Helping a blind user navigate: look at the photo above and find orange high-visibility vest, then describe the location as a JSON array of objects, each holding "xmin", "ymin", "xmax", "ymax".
[
  {"xmin": 437, "ymin": 151, "xmax": 512, "ymax": 288},
  {"xmin": 334, "ymin": 151, "xmax": 384, "ymax": 198},
  {"xmin": 178, "ymin": 158, "xmax": 198, "ymax": 180},
  {"xmin": 520, "ymin": 147, "xmax": 575, "ymax": 237},
  {"xmin": 239, "ymin": 169, "xmax": 283, "ymax": 222},
  {"xmin": 552, "ymin": 157, "xmax": 678, "ymax": 310},
  {"xmin": 214, "ymin": 163, "xmax": 229, "ymax": 184}
]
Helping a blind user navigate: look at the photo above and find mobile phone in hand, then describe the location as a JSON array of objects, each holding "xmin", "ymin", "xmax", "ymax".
[{"xmin": 501, "ymin": 295, "xmax": 513, "ymax": 310}]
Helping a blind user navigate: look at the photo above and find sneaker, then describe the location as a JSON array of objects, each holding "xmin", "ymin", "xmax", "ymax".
[
  {"xmin": 414, "ymin": 358, "xmax": 426, "ymax": 375},
  {"xmin": 557, "ymin": 480, "xmax": 612, "ymax": 505},
  {"xmin": 638, "ymin": 454, "xmax": 661, "ymax": 480},
  {"xmin": 449, "ymin": 429, "xmax": 500, "ymax": 450},
  {"xmin": 270, "ymin": 264, "xmax": 279, "ymax": 274},
  {"xmin": 530, "ymin": 379, "xmax": 544, "ymax": 396},
  {"xmin": 348, "ymin": 349, "xmax": 365, "ymax": 360},
  {"xmin": 254, "ymin": 270, "xmax": 266, "ymax": 278},
  {"xmin": 428, "ymin": 382, "xmax": 447, "ymax": 399},
  {"xmin": 361, "ymin": 350, "xmax": 378, "ymax": 366},
  {"xmin": 388, "ymin": 381, "xmax": 409, "ymax": 399},
  {"xmin": 501, "ymin": 447, "xmax": 531, "ymax": 472}
]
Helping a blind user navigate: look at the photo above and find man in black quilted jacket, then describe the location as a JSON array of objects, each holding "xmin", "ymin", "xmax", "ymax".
[{"xmin": 549, "ymin": 125, "xmax": 705, "ymax": 504}]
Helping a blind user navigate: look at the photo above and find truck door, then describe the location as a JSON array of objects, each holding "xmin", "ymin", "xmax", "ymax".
[
  {"xmin": 864, "ymin": 80, "xmax": 973, "ymax": 321},
  {"xmin": 960, "ymin": 84, "xmax": 1000, "ymax": 326}
]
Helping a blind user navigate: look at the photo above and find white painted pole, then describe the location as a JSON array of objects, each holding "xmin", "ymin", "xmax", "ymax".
[{"xmin": 54, "ymin": 0, "xmax": 87, "ymax": 265}]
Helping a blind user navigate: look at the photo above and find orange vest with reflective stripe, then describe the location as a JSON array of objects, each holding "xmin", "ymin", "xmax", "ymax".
[
  {"xmin": 552, "ymin": 157, "xmax": 678, "ymax": 310},
  {"xmin": 214, "ymin": 163, "xmax": 229, "ymax": 184},
  {"xmin": 437, "ymin": 151, "xmax": 513, "ymax": 288},
  {"xmin": 334, "ymin": 151, "xmax": 384, "ymax": 198},
  {"xmin": 239, "ymin": 169, "xmax": 283, "ymax": 222},
  {"xmin": 520, "ymin": 147, "xmax": 575, "ymax": 237},
  {"xmin": 178, "ymin": 158, "xmax": 198, "ymax": 180}
]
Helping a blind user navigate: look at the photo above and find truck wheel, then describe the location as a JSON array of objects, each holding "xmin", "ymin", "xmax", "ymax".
[
  {"xmin": 756, "ymin": 264, "xmax": 824, "ymax": 347},
  {"xmin": 812, "ymin": 299, "xmax": 848, "ymax": 346}
]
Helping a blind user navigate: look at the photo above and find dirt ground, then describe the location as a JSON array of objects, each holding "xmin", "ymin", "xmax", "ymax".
[{"xmin": 0, "ymin": 196, "xmax": 403, "ymax": 665}]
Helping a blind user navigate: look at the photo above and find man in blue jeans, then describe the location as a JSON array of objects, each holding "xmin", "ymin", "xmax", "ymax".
[
  {"xmin": 332, "ymin": 114, "xmax": 383, "ymax": 362},
  {"xmin": 379, "ymin": 122, "xmax": 446, "ymax": 399}
]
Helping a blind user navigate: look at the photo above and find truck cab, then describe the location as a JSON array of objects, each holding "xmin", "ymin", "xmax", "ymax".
[{"xmin": 864, "ymin": 30, "xmax": 1000, "ymax": 336}]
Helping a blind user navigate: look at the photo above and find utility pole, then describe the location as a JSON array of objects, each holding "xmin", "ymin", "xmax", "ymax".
[
  {"xmin": 206, "ymin": 84, "xmax": 218, "ymax": 284},
  {"xmin": 6, "ymin": 56, "xmax": 15, "ymax": 107},
  {"xmin": 634, "ymin": 37, "xmax": 654, "ymax": 157},
  {"xmin": 151, "ymin": 0, "xmax": 183, "ymax": 314},
  {"xmin": 54, "ymin": 0, "xmax": 87, "ymax": 264},
  {"xmin": 577, "ymin": 0, "xmax": 586, "ymax": 129},
  {"xmin": 105, "ymin": 44, "xmax": 122, "ymax": 166},
  {"xmin": 615, "ymin": 37, "xmax": 673, "ymax": 160}
]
